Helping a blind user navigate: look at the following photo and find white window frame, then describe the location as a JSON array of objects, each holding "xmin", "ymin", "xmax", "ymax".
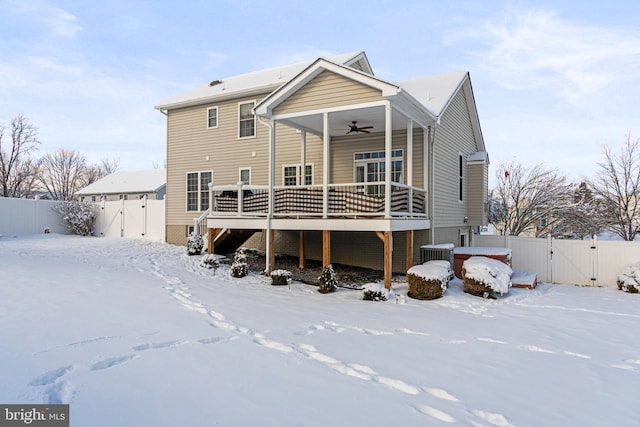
[
  {"xmin": 186, "ymin": 170, "xmax": 213, "ymax": 212},
  {"xmin": 458, "ymin": 153, "xmax": 464, "ymax": 203},
  {"xmin": 207, "ymin": 106, "xmax": 218, "ymax": 129},
  {"xmin": 353, "ymin": 150, "xmax": 404, "ymax": 195},
  {"xmin": 282, "ymin": 163, "xmax": 314, "ymax": 186},
  {"xmin": 238, "ymin": 100, "xmax": 256, "ymax": 139},
  {"xmin": 239, "ymin": 167, "xmax": 251, "ymax": 185}
]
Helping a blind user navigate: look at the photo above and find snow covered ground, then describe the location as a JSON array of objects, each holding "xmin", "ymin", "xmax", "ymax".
[{"xmin": 1, "ymin": 234, "xmax": 638, "ymax": 427}]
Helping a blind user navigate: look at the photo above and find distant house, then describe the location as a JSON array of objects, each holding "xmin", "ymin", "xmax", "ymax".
[
  {"xmin": 77, "ymin": 169, "xmax": 166, "ymax": 202},
  {"xmin": 155, "ymin": 51, "xmax": 489, "ymax": 288}
]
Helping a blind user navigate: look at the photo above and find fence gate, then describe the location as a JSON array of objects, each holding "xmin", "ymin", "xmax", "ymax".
[{"xmin": 550, "ymin": 238, "xmax": 597, "ymax": 286}]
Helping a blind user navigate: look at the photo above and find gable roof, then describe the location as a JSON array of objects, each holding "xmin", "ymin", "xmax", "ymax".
[
  {"xmin": 155, "ymin": 52, "xmax": 371, "ymax": 111},
  {"xmin": 77, "ymin": 169, "xmax": 167, "ymax": 196}
]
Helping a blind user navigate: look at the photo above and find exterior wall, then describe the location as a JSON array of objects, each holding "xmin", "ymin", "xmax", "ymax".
[
  {"xmin": 331, "ymin": 128, "xmax": 424, "ymax": 186},
  {"xmin": 80, "ymin": 191, "xmax": 162, "ymax": 202},
  {"xmin": 466, "ymin": 161, "xmax": 488, "ymax": 226},
  {"xmin": 274, "ymin": 71, "xmax": 382, "ymax": 115},
  {"xmin": 432, "ymin": 83, "xmax": 480, "ymax": 229}
]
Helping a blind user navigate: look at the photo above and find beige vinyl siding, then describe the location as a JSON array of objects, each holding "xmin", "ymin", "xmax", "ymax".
[
  {"xmin": 274, "ymin": 71, "xmax": 382, "ymax": 115},
  {"xmin": 432, "ymin": 84, "xmax": 479, "ymax": 228},
  {"xmin": 466, "ymin": 161, "xmax": 488, "ymax": 226},
  {"xmin": 330, "ymin": 128, "xmax": 424, "ymax": 185}
]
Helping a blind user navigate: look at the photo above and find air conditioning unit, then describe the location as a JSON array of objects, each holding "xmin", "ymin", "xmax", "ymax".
[{"xmin": 420, "ymin": 243, "xmax": 454, "ymax": 266}]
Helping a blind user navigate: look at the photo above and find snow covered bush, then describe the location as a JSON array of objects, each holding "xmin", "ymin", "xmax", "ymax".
[
  {"xmin": 407, "ymin": 261, "xmax": 451, "ymax": 300},
  {"xmin": 52, "ymin": 201, "xmax": 98, "ymax": 236},
  {"xmin": 187, "ymin": 233, "xmax": 204, "ymax": 256},
  {"xmin": 617, "ymin": 263, "xmax": 640, "ymax": 293},
  {"xmin": 230, "ymin": 249, "xmax": 248, "ymax": 278},
  {"xmin": 317, "ymin": 264, "xmax": 337, "ymax": 294},
  {"xmin": 362, "ymin": 283, "xmax": 388, "ymax": 301},
  {"xmin": 462, "ymin": 256, "xmax": 512, "ymax": 298},
  {"xmin": 199, "ymin": 253, "xmax": 219, "ymax": 271},
  {"xmin": 270, "ymin": 269, "xmax": 292, "ymax": 286}
]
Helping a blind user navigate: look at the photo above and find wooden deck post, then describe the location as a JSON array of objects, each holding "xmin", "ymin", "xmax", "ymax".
[
  {"xmin": 376, "ymin": 231, "xmax": 392, "ymax": 290},
  {"xmin": 299, "ymin": 231, "xmax": 306, "ymax": 269},
  {"xmin": 208, "ymin": 228, "xmax": 222, "ymax": 254},
  {"xmin": 322, "ymin": 230, "xmax": 330, "ymax": 267},
  {"xmin": 406, "ymin": 230, "xmax": 414, "ymax": 271},
  {"xmin": 267, "ymin": 228, "xmax": 275, "ymax": 275}
]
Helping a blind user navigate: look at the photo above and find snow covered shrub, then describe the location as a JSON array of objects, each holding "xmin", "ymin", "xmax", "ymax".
[
  {"xmin": 617, "ymin": 263, "xmax": 640, "ymax": 293},
  {"xmin": 52, "ymin": 201, "xmax": 98, "ymax": 236},
  {"xmin": 317, "ymin": 264, "xmax": 338, "ymax": 294},
  {"xmin": 407, "ymin": 261, "xmax": 451, "ymax": 300},
  {"xmin": 270, "ymin": 269, "xmax": 292, "ymax": 286},
  {"xmin": 362, "ymin": 283, "xmax": 388, "ymax": 301},
  {"xmin": 462, "ymin": 256, "xmax": 512, "ymax": 298},
  {"xmin": 187, "ymin": 233, "xmax": 204, "ymax": 255},
  {"xmin": 230, "ymin": 249, "xmax": 248, "ymax": 278},
  {"xmin": 200, "ymin": 253, "xmax": 219, "ymax": 271}
]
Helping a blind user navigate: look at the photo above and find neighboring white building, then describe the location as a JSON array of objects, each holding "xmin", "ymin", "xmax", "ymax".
[{"xmin": 77, "ymin": 169, "xmax": 166, "ymax": 202}]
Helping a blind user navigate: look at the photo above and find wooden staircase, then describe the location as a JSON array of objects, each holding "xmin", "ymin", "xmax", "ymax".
[{"xmin": 210, "ymin": 229, "xmax": 257, "ymax": 255}]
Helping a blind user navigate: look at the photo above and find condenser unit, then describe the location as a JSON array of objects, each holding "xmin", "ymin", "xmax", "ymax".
[{"xmin": 420, "ymin": 243, "xmax": 454, "ymax": 266}]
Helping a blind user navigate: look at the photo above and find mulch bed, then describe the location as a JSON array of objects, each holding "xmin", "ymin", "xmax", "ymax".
[{"xmin": 239, "ymin": 249, "xmax": 386, "ymax": 288}]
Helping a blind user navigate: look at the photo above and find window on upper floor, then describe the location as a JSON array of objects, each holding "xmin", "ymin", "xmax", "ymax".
[
  {"xmin": 239, "ymin": 101, "xmax": 256, "ymax": 138},
  {"xmin": 207, "ymin": 106, "xmax": 218, "ymax": 129},
  {"xmin": 186, "ymin": 171, "xmax": 213, "ymax": 212},
  {"xmin": 458, "ymin": 153, "xmax": 464, "ymax": 202}
]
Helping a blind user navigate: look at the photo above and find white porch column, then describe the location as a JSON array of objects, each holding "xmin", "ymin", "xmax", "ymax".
[
  {"xmin": 407, "ymin": 119, "xmax": 414, "ymax": 216},
  {"xmin": 300, "ymin": 130, "xmax": 306, "ymax": 186},
  {"xmin": 322, "ymin": 112, "xmax": 330, "ymax": 218},
  {"xmin": 266, "ymin": 121, "xmax": 276, "ymax": 273},
  {"xmin": 384, "ymin": 103, "xmax": 392, "ymax": 218}
]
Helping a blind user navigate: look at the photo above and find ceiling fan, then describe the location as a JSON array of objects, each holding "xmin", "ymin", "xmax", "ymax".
[{"xmin": 346, "ymin": 121, "xmax": 373, "ymax": 134}]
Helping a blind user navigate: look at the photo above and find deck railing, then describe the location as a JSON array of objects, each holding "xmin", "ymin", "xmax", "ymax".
[{"xmin": 206, "ymin": 182, "xmax": 426, "ymax": 219}]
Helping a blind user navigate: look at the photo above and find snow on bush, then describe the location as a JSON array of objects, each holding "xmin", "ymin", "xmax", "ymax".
[
  {"xmin": 317, "ymin": 264, "xmax": 337, "ymax": 294},
  {"xmin": 230, "ymin": 249, "xmax": 248, "ymax": 278},
  {"xmin": 52, "ymin": 201, "xmax": 98, "ymax": 236},
  {"xmin": 270, "ymin": 269, "xmax": 292, "ymax": 286},
  {"xmin": 617, "ymin": 262, "xmax": 640, "ymax": 293},
  {"xmin": 462, "ymin": 256, "xmax": 512, "ymax": 296},
  {"xmin": 187, "ymin": 233, "xmax": 203, "ymax": 256},
  {"xmin": 407, "ymin": 261, "xmax": 451, "ymax": 300},
  {"xmin": 199, "ymin": 253, "xmax": 219, "ymax": 271},
  {"xmin": 362, "ymin": 283, "xmax": 388, "ymax": 301}
]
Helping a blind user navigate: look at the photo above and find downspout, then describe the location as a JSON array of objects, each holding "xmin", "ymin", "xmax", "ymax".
[
  {"xmin": 428, "ymin": 124, "xmax": 437, "ymax": 244},
  {"xmin": 257, "ymin": 116, "xmax": 274, "ymax": 272}
]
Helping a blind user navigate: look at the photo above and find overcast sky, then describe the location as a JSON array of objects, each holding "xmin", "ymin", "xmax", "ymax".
[{"xmin": 1, "ymin": 0, "xmax": 639, "ymax": 186}]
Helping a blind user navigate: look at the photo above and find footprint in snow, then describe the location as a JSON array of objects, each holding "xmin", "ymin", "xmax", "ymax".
[
  {"xmin": 45, "ymin": 381, "xmax": 74, "ymax": 404},
  {"xmin": 519, "ymin": 344, "xmax": 555, "ymax": 354},
  {"xmin": 132, "ymin": 340, "xmax": 185, "ymax": 351},
  {"xmin": 29, "ymin": 365, "xmax": 76, "ymax": 386},
  {"xmin": 471, "ymin": 409, "xmax": 515, "ymax": 427},
  {"xmin": 414, "ymin": 405, "xmax": 456, "ymax": 423},
  {"xmin": 90, "ymin": 355, "xmax": 138, "ymax": 371}
]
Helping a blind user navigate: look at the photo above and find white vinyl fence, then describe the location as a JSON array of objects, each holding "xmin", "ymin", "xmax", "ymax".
[
  {"xmin": 95, "ymin": 198, "xmax": 165, "ymax": 241},
  {"xmin": 473, "ymin": 234, "xmax": 640, "ymax": 287},
  {"xmin": 0, "ymin": 197, "xmax": 67, "ymax": 235}
]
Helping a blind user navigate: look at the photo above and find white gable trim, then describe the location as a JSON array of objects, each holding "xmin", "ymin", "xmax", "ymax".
[{"xmin": 254, "ymin": 58, "xmax": 400, "ymax": 117}]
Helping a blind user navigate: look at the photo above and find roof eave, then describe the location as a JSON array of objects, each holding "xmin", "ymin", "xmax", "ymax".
[{"xmin": 155, "ymin": 83, "xmax": 284, "ymax": 111}]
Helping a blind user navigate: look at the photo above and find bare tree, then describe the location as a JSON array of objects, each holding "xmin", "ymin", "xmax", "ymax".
[
  {"xmin": 83, "ymin": 157, "xmax": 120, "ymax": 186},
  {"xmin": 37, "ymin": 148, "xmax": 89, "ymax": 201},
  {"xmin": 551, "ymin": 182, "xmax": 602, "ymax": 239},
  {"xmin": 0, "ymin": 114, "xmax": 40, "ymax": 197},
  {"xmin": 490, "ymin": 161, "xmax": 573, "ymax": 236},
  {"xmin": 589, "ymin": 134, "xmax": 640, "ymax": 241}
]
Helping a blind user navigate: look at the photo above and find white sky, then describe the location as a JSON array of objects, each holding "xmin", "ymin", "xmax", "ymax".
[{"xmin": 1, "ymin": 0, "xmax": 639, "ymax": 186}]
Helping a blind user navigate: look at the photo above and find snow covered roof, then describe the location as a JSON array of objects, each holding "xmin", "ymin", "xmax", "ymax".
[
  {"xmin": 397, "ymin": 72, "xmax": 468, "ymax": 117},
  {"xmin": 77, "ymin": 169, "xmax": 166, "ymax": 195},
  {"xmin": 155, "ymin": 52, "xmax": 370, "ymax": 111}
]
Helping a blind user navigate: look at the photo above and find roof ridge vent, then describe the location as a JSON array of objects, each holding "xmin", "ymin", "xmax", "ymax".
[{"xmin": 209, "ymin": 79, "xmax": 223, "ymax": 87}]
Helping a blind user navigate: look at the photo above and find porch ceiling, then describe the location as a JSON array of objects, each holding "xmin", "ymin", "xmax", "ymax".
[{"xmin": 278, "ymin": 105, "xmax": 421, "ymax": 137}]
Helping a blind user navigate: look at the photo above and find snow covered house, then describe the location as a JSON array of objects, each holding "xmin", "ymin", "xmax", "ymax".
[
  {"xmin": 155, "ymin": 51, "xmax": 489, "ymax": 288},
  {"xmin": 76, "ymin": 169, "xmax": 166, "ymax": 202}
]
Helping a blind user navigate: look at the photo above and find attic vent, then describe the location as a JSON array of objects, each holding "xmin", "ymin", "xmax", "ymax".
[{"xmin": 209, "ymin": 79, "xmax": 223, "ymax": 87}]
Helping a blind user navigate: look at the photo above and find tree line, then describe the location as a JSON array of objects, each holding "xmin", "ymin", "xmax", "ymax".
[
  {"xmin": 489, "ymin": 133, "xmax": 640, "ymax": 241},
  {"xmin": 0, "ymin": 114, "xmax": 119, "ymax": 201}
]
